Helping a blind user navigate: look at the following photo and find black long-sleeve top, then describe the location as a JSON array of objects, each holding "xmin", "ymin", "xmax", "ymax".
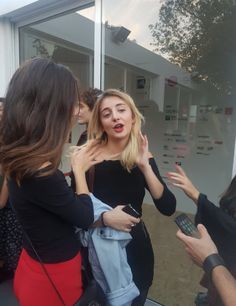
[
  {"xmin": 90, "ymin": 158, "xmax": 176, "ymax": 216},
  {"xmin": 8, "ymin": 169, "xmax": 94, "ymax": 263},
  {"xmin": 195, "ymin": 194, "xmax": 236, "ymax": 305},
  {"xmin": 195, "ymin": 193, "xmax": 236, "ymax": 268},
  {"xmin": 71, "ymin": 157, "xmax": 176, "ymax": 290}
]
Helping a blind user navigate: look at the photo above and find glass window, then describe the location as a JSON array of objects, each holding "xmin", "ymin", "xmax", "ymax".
[
  {"xmin": 102, "ymin": 0, "xmax": 236, "ymax": 304},
  {"xmin": 19, "ymin": 5, "xmax": 95, "ymax": 88}
]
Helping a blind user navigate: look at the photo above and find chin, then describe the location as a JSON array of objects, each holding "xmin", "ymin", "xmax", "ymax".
[
  {"xmin": 112, "ymin": 133, "xmax": 129, "ymax": 139},
  {"xmin": 78, "ymin": 121, "xmax": 85, "ymax": 125}
]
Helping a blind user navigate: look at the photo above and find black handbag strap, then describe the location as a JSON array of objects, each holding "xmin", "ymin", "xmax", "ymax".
[{"xmin": 10, "ymin": 201, "xmax": 67, "ymax": 306}]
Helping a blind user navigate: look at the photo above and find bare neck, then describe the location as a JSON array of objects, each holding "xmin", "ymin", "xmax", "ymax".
[{"xmin": 105, "ymin": 137, "xmax": 128, "ymax": 155}]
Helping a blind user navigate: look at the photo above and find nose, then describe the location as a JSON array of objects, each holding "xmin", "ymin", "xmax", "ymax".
[{"xmin": 111, "ymin": 110, "xmax": 119, "ymax": 121}]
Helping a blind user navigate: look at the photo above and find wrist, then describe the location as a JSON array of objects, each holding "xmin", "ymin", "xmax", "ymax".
[
  {"xmin": 203, "ymin": 253, "xmax": 226, "ymax": 278},
  {"xmin": 191, "ymin": 190, "xmax": 200, "ymax": 203},
  {"xmin": 101, "ymin": 212, "xmax": 108, "ymax": 227},
  {"xmin": 73, "ymin": 167, "xmax": 86, "ymax": 175},
  {"xmin": 138, "ymin": 163, "xmax": 152, "ymax": 174}
]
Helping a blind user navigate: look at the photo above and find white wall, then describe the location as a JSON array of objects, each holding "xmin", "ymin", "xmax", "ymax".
[{"xmin": 0, "ymin": 18, "xmax": 18, "ymax": 96}]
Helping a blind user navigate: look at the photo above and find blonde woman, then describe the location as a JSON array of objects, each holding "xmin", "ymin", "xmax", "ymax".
[{"xmin": 72, "ymin": 89, "xmax": 176, "ymax": 305}]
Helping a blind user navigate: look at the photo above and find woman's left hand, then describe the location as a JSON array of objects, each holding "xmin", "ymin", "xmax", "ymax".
[
  {"xmin": 102, "ymin": 206, "xmax": 140, "ymax": 232},
  {"xmin": 136, "ymin": 132, "xmax": 151, "ymax": 170}
]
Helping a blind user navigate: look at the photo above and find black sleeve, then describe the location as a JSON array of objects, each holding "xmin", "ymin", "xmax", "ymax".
[
  {"xmin": 70, "ymin": 171, "xmax": 75, "ymax": 191},
  {"xmin": 145, "ymin": 158, "xmax": 176, "ymax": 216},
  {"xmin": 195, "ymin": 193, "xmax": 236, "ymax": 237},
  {"xmin": 25, "ymin": 170, "xmax": 94, "ymax": 229},
  {"xmin": 195, "ymin": 193, "xmax": 236, "ymax": 265}
]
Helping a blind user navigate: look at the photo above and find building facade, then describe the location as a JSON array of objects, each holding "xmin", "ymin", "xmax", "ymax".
[{"xmin": 1, "ymin": 1, "xmax": 236, "ymax": 304}]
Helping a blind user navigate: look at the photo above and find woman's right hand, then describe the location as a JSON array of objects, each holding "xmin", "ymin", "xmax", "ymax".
[
  {"xmin": 168, "ymin": 164, "xmax": 200, "ymax": 204},
  {"xmin": 71, "ymin": 140, "xmax": 102, "ymax": 174},
  {"xmin": 176, "ymin": 224, "xmax": 218, "ymax": 266},
  {"xmin": 102, "ymin": 206, "xmax": 140, "ymax": 232}
]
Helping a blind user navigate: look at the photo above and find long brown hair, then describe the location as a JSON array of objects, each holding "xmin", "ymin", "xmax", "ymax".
[{"xmin": 0, "ymin": 58, "xmax": 79, "ymax": 183}]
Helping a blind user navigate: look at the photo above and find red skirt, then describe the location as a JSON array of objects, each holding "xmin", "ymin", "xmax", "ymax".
[{"xmin": 14, "ymin": 249, "xmax": 83, "ymax": 306}]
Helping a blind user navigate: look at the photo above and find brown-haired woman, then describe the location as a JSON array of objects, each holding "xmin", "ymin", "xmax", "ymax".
[{"xmin": 0, "ymin": 58, "xmax": 100, "ymax": 306}]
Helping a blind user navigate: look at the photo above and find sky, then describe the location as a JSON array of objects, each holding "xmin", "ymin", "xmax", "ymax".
[
  {"xmin": 103, "ymin": 0, "xmax": 161, "ymax": 50},
  {"xmin": 1, "ymin": 0, "xmax": 162, "ymax": 53},
  {"xmin": 80, "ymin": 0, "xmax": 162, "ymax": 53}
]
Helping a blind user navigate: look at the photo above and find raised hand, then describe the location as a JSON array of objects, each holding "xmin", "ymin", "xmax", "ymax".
[
  {"xmin": 168, "ymin": 164, "xmax": 200, "ymax": 203},
  {"xmin": 136, "ymin": 132, "xmax": 151, "ymax": 171},
  {"xmin": 70, "ymin": 140, "xmax": 102, "ymax": 174}
]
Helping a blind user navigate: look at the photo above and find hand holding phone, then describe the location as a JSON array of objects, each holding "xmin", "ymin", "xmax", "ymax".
[
  {"xmin": 175, "ymin": 213, "xmax": 199, "ymax": 238},
  {"xmin": 122, "ymin": 204, "xmax": 140, "ymax": 218}
]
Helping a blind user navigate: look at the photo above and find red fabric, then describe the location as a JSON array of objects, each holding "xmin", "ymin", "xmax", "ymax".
[{"xmin": 14, "ymin": 249, "xmax": 83, "ymax": 306}]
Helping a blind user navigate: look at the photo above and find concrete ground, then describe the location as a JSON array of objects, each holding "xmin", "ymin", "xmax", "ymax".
[{"xmin": 0, "ymin": 280, "xmax": 163, "ymax": 306}]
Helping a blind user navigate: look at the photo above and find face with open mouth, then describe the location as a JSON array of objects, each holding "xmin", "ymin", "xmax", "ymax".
[{"xmin": 100, "ymin": 96, "xmax": 134, "ymax": 140}]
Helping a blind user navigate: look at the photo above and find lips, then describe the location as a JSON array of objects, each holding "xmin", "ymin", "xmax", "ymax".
[{"xmin": 113, "ymin": 123, "xmax": 124, "ymax": 133}]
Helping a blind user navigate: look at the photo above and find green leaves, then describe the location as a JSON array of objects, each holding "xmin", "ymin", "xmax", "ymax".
[{"xmin": 149, "ymin": 0, "xmax": 236, "ymax": 94}]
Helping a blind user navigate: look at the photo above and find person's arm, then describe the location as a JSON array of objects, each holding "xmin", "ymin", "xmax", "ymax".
[
  {"xmin": 212, "ymin": 266, "xmax": 236, "ymax": 306},
  {"xmin": 136, "ymin": 133, "xmax": 176, "ymax": 215},
  {"xmin": 70, "ymin": 141, "xmax": 140, "ymax": 231},
  {"xmin": 70, "ymin": 140, "xmax": 101, "ymax": 194},
  {"xmin": 0, "ymin": 177, "xmax": 9, "ymax": 209},
  {"xmin": 177, "ymin": 224, "xmax": 236, "ymax": 306},
  {"xmin": 22, "ymin": 170, "xmax": 95, "ymax": 229},
  {"xmin": 136, "ymin": 133, "xmax": 164, "ymax": 199},
  {"xmin": 169, "ymin": 166, "xmax": 236, "ymax": 253},
  {"xmin": 101, "ymin": 205, "xmax": 140, "ymax": 232},
  {"xmin": 168, "ymin": 164, "xmax": 200, "ymax": 204}
]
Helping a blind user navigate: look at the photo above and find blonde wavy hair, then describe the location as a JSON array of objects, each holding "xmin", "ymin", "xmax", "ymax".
[{"xmin": 88, "ymin": 89, "xmax": 144, "ymax": 171}]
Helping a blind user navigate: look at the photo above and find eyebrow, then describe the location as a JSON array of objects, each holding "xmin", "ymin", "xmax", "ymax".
[{"xmin": 100, "ymin": 103, "xmax": 126, "ymax": 113}]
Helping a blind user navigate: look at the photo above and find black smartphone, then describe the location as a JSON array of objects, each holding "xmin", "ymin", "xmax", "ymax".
[
  {"xmin": 122, "ymin": 204, "xmax": 140, "ymax": 218},
  {"xmin": 175, "ymin": 213, "xmax": 199, "ymax": 238}
]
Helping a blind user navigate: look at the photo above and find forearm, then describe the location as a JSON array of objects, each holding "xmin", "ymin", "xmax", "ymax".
[
  {"xmin": 190, "ymin": 190, "xmax": 200, "ymax": 204},
  {"xmin": 212, "ymin": 266, "xmax": 236, "ymax": 306},
  {"xmin": 140, "ymin": 164, "xmax": 164, "ymax": 199},
  {"xmin": 73, "ymin": 171, "xmax": 89, "ymax": 195},
  {"xmin": 0, "ymin": 178, "xmax": 9, "ymax": 208}
]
